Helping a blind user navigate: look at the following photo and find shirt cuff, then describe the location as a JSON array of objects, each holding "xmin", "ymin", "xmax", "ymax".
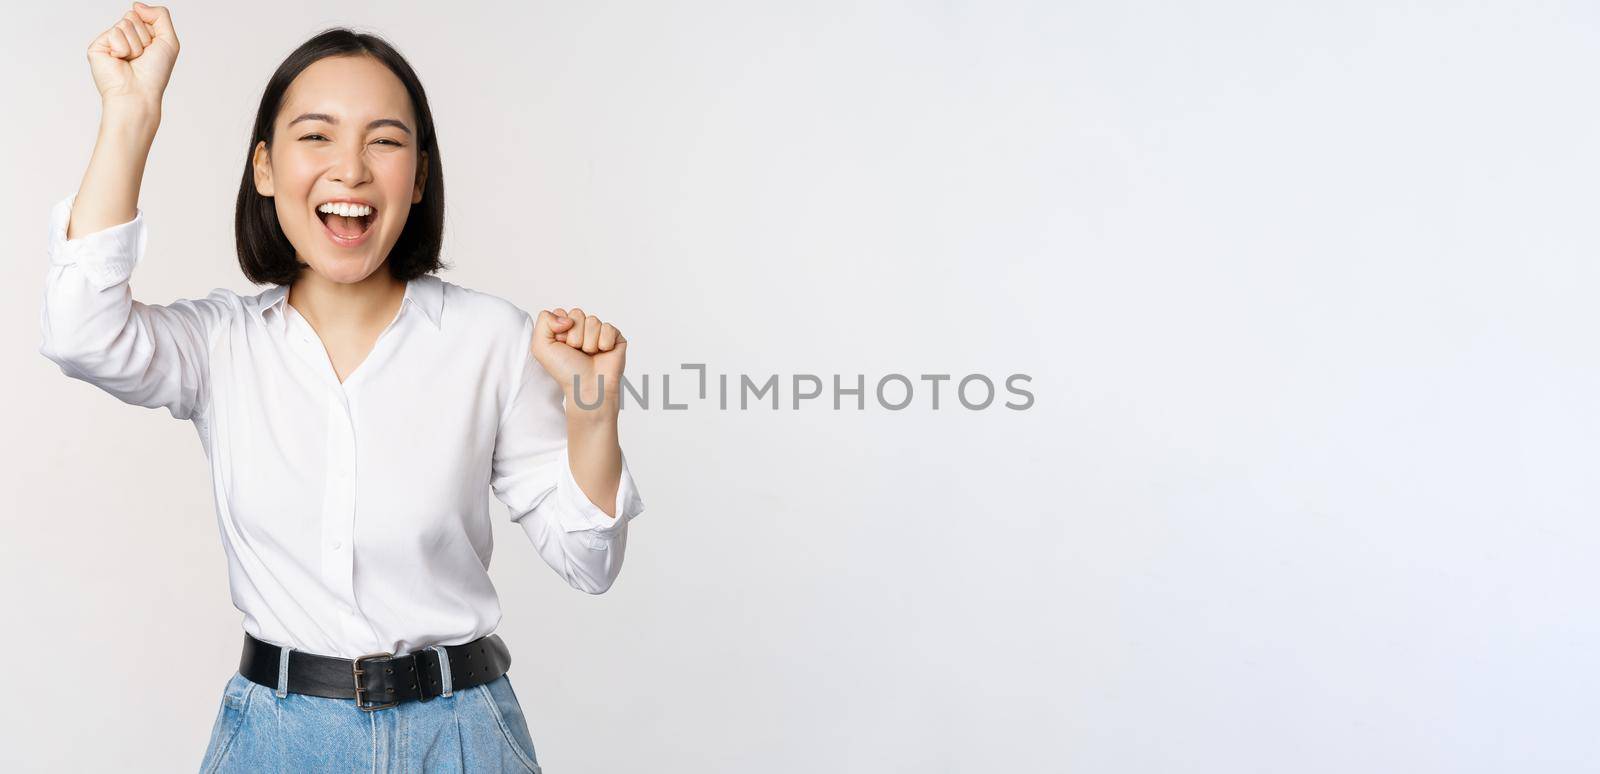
[
  {"xmin": 555, "ymin": 446, "xmax": 646, "ymax": 535},
  {"xmin": 48, "ymin": 193, "xmax": 146, "ymax": 292}
]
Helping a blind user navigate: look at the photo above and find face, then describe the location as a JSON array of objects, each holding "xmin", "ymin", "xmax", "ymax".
[{"xmin": 252, "ymin": 55, "xmax": 428, "ymax": 286}]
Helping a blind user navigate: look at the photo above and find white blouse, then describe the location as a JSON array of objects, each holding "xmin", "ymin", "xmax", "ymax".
[{"xmin": 38, "ymin": 193, "xmax": 646, "ymax": 659}]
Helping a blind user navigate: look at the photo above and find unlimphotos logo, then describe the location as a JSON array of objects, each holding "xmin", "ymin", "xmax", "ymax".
[{"xmin": 567, "ymin": 365, "xmax": 1035, "ymax": 411}]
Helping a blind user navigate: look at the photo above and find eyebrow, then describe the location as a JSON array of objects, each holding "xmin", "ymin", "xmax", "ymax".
[{"xmin": 288, "ymin": 112, "xmax": 413, "ymax": 135}]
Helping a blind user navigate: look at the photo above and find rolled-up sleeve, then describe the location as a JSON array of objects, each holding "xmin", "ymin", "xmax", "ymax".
[
  {"xmin": 38, "ymin": 193, "xmax": 229, "ymax": 422},
  {"xmin": 490, "ymin": 312, "xmax": 646, "ymax": 594}
]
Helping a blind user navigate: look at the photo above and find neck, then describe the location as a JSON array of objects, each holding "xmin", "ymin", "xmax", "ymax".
[{"xmin": 287, "ymin": 267, "xmax": 406, "ymax": 330}]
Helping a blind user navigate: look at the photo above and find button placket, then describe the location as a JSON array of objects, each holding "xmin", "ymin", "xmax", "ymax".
[{"xmin": 320, "ymin": 392, "xmax": 361, "ymax": 634}]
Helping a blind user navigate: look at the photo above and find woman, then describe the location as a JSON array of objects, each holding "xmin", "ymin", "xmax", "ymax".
[{"xmin": 40, "ymin": 4, "xmax": 646, "ymax": 772}]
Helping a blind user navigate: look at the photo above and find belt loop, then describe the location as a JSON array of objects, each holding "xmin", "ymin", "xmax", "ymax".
[
  {"xmin": 431, "ymin": 645, "xmax": 454, "ymax": 697},
  {"xmin": 276, "ymin": 645, "xmax": 293, "ymax": 698}
]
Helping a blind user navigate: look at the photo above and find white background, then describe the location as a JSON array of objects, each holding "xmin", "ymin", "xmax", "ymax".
[{"xmin": 3, "ymin": 1, "xmax": 1596, "ymax": 771}]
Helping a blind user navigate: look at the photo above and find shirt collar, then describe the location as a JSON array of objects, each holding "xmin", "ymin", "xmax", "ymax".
[{"xmin": 253, "ymin": 274, "xmax": 444, "ymax": 334}]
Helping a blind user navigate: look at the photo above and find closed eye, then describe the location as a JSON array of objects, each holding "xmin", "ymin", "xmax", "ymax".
[{"xmin": 298, "ymin": 134, "xmax": 404, "ymax": 146}]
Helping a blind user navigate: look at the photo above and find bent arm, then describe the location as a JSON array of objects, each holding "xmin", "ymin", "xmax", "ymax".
[
  {"xmin": 491, "ymin": 314, "xmax": 647, "ymax": 594},
  {"xmin": 39, "ymin": 102, "xmax": 226, "ymax": 422}
]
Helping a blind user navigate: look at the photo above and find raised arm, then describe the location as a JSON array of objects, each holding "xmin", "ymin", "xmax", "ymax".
[
  {"xmin": 71, "ymin": 2, "xmax": 176, "ymax": 238},
  {"xmin": 491, "ymin": 310, "xmax": 647, "ymax": 594},
  {"xmin": 39, "ymin": 3, "xmax": 228, "ymax": 422}
]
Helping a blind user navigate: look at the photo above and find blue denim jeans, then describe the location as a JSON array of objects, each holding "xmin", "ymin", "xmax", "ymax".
[{"xmin": 198, "ymin": 648, "xmax": 543, "ymax": 773}]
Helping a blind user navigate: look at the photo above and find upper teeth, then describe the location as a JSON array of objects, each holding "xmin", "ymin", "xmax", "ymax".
[{"xmin": 318, "ymin": 202, "xmax": 373, "ymax": 217}]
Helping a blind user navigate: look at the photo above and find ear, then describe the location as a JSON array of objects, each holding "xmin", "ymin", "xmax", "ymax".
[
  {"xmin": 412, "ymin": 150, "xmax": 428, "ymax": 204},
  {"xmin": 252, "ymin": 141, "xmax": 274, "ymax": 197}
]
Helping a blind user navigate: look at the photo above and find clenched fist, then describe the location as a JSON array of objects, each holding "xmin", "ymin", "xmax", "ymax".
[
  {"xmin": 88, "ymin": 2, "xmax": 179, "ymax": 112},
  {"xmin": 533, "ymin": 308, "xmax": 628, "ymax": 415}
]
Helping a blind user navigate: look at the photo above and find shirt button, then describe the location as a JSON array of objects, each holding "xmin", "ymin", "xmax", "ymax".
[{"xmin": 331, "ymin": 540, "xmax": 342, "ymax": 549}]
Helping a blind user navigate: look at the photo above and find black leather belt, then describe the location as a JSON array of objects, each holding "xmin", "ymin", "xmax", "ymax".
[{"xmin": 239, "ymin": 632, "xmax": 512, "ymax": 711}]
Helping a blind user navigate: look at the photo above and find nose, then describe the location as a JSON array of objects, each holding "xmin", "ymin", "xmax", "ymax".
[{"xmin": 328, "ymin": 139, "xmax": 372, "ymax": 186}]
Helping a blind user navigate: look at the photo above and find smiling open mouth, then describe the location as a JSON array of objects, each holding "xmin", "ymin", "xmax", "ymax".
[{"xmin": 317, "ymin": 208, "xmax": 376, "ymax": 247}]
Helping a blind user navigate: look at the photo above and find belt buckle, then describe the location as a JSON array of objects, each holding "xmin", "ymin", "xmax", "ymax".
[{"xmin": 352, "ymin": 652, "xmax": 399, "ymax": 712}]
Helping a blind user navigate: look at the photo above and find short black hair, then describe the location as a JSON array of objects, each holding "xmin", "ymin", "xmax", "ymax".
[{"xmin": 234, "ymin": 28, "xmax": 448, "ymax": 286}]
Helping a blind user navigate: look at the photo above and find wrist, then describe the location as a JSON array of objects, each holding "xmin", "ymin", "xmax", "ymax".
[
  {"xmin": 562, "ymin": 373, "xmax": 625, "ymax": 414},
  {"xmin": 100, "ymin": 99, "xmax": 161, "ymax": 136},
  {"xmin": 565, "ymin": 398, "xmax": 620, "ymax": 429}
]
